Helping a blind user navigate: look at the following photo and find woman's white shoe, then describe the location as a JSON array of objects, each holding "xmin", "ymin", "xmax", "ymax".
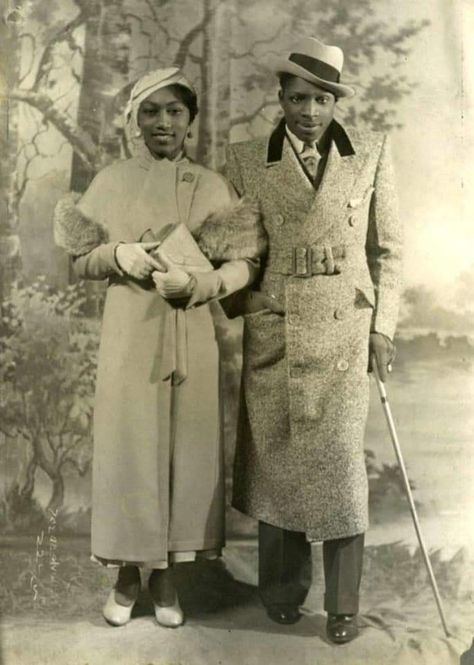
[
  {"xmin": 153, "ymin": 596, "xmax": 184, "ymax": 628},
  {"xmin": 102, "ymin": 589, "xmax": 136, "ymax": 626}
]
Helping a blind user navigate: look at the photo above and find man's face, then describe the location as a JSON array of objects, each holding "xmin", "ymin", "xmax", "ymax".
[{"xmin": 279, "ymin": 76, "xmax": 336, "ymax": 144}]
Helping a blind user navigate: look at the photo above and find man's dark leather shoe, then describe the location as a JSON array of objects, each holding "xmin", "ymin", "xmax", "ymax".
[
  {"xmin": 326, "ymin": 613, "xmax": 359, "ymax": 644},
  {"xmin": 266, "ymin": 605, "xmax": 302, "ymax": 625}
]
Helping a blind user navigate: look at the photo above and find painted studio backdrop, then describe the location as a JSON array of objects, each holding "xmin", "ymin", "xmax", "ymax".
[{"xmin": 0, "ymin": 1, "xmax": 473, "ymax": 664}]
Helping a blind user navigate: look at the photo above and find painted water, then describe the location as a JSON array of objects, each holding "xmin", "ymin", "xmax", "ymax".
[{"xmin": 365, "ymin": 350, "xmax": 474, "ymax": 554}]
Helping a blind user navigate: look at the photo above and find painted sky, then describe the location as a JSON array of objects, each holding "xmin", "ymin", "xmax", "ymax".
[{"xmin": 380, "ymin": 0, "xmax": 474, "ymax": 295}]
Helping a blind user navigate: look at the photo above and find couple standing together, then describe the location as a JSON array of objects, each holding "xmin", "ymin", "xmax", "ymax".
[{"xmin": 55, "ymin": 36, "xmax": 402, "ymax": 644}]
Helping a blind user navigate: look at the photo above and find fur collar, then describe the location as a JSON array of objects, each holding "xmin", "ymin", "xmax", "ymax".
[{"xmin": 54, "ymin": 194, "xmax": 267, "ymax": 262}]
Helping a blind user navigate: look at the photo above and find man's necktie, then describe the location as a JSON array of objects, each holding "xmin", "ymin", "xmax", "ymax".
[{"xmin": 301, "ymin": 143, "xmax": 320, "ymax": 180}]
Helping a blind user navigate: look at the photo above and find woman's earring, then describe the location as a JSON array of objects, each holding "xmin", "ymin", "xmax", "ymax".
[{"xmin": 134, "ymin": 128, "xmax": 142, "ymax": 138}]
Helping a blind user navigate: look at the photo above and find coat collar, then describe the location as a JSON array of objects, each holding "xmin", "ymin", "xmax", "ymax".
[
  {"xmin": 129, "ymin": 153, "xmax": 200, "ymax": 241},
  {"xmin": 136, "ymin": 142, "xmax": 190, "ymax": 170},
  {"xmin": 265, "ymin": 118, "xmax": 355, "ymax": 166}
]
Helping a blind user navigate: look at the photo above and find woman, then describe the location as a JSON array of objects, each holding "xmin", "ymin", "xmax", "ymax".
[{"xmin": 54, "ymin": 68, "xmax": 265, "ymax": 627}]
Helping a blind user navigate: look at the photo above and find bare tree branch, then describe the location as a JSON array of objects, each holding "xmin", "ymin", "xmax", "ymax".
[
  {"xmin": 125, "ymin": 12, "xmax": 155, "ymax": 54},
  {"xmin": 174, "ymin": 9, "xmax": 213, "ymax": 68},
  {"xmin": 230, "ymin": 21, "xmax": 287, "ymax": 60},
  {"xmin": 33, "ymin": 6, "xmax": 89, "ymax": 90},
  {"xmin": 9, "ymin": 89, "xmax": 99, "ymax": 171},
  {"xmin": 61, "ymin": 455, "xmax": 91, "ymax": 477},
  {"xmin": 231, "ymin": 98, "xmax": 279, "ymax": 128},
  {"xmin": 18, "ymin": 32, "xmax": 37, "ymax": 84}
]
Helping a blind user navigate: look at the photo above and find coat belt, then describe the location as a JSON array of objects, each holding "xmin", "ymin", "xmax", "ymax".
[
  {"xmin": 267, "ymin": 244, "xmax": 346, "ymax": 277},
  {"xmin": 161, "ymin": 306, "xmax": 188, "ymax": 385}
]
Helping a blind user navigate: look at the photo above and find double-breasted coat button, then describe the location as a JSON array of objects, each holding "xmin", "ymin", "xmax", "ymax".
[
  {"xmin": 182, "ymin": 172, "xmax": 195, "ymax": 182},
  {"xmin": 337, "ymin": 359, "xmax": 349, "ymax": 372},
  {"xmin": 334, "ymin": 307, "xmax": 345, "ymax": 320},
  {"xmin": 348, "ymin": 197, "xmax": 361, "ymax": 209},
  {"xmin": 288, "ymin": 313, "xmax": 298, "ymax": 325},
  {"xmin": 274, "ymin": 213, "xmax": 285, "ymax": 226},
  {"xmin": 348, "ymin": 215, "xmax": 356, "ymax": 227}
]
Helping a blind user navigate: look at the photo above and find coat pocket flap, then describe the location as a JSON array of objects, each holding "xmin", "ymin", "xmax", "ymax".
[
  {"xmin": 355, "ymin": 281, "xmax": 376, "ymax": 308},
  {"xmin": 347, "ymin": 186, "xmax": 375, "ymax": 209}
]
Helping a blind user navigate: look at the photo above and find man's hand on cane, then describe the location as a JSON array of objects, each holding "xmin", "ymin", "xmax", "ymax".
[{"xmin": 368, "ymin": 332, "xmax": 396, "ymax": 382}]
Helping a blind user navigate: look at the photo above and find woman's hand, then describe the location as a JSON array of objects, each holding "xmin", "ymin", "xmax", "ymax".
[
  {"xmin": 115, "ymin": 241, "xmax": 163, "ymax": 279},
  {"xmin": 151, "ymin": 250, "xmax": 195, "ymax": 299}
]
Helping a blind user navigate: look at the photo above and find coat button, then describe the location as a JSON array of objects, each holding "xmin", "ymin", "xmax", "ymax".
[
  {"xmin": 334, "ymin": 307, "xmax": 345, "ymax": 320},
  {"xmin": 274, "ymin": 214, "xmax": 285, "ymax": 226},
  {"xmin": 348, "ymin": 215, "xmax": 356, "ymax": 227},
  {"xmin": 337, "ymin": 359, "xmax": 349, "ymax": 372},
  {"xmin": 182, "ymin": 172, "xmax": 195, "ymax": 182}
]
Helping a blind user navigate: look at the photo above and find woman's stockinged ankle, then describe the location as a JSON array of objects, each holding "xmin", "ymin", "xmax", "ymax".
[
  {"xmin": 114, "ymin": 565, "xmax": 141, "ymax": 606},
  {"xmin": 148, "ymin": 568, "xmax": 177, "ymax": 607}
]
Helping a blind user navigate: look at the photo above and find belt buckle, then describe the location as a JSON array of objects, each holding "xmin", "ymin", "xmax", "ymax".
[{"xmin": 293, "ymin": 246, "xmax": 312, "ymax": 277}]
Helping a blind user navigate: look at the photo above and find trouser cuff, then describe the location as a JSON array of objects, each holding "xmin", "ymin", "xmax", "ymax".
[{"xmin": 324, "ymin": 592, "xmax": 359, "ymax": 615}]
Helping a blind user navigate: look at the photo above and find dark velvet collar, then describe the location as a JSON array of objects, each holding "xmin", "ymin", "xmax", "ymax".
[{"xmin": 266, "ymin": 118, "xmax": 355, "ymax": 165}]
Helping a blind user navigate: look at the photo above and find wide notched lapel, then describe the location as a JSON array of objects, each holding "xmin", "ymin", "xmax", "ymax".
[
  {"xmin": 306, "ymin": 122, "xmax": 370, "ymax": 242},
  {"xmin": 263, "ymin": 120, "xmax": 316, "ymax": 214}
]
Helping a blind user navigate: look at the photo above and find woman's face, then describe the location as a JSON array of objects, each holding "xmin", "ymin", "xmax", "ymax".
[{"xmin": 137, "ymin": 87, "xmax": 191, "ymax": 160}]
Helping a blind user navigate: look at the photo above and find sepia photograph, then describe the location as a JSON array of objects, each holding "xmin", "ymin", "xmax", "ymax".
[{"xmin": 0, "ymin": 0, "xmax": 473, "ymax": 663}]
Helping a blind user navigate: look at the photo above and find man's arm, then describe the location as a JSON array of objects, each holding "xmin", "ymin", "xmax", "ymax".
[
  {"xmin": 366, "ymin": 134, "xmax": 403, "ymax": 380},
  {"xmin": 366, "ymin": 134, "xmax": 403, "ymax": 341},
  {"xmin": 223, "ymin": 144, "xmax": 245, "ymax": 196}
]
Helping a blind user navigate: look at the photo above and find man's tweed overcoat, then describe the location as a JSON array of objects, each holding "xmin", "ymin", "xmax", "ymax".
[{"xmin": 226, "ymin": 119, "xmax": 403, "ymax": 541}]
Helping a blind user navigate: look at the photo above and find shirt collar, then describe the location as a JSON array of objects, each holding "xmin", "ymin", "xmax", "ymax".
[
  {"xmin": 285, "ymin": 126, "xmax": 308, "ymax": 154},
  {"xmin": 285, "ymin": 125, "xmax": 332, "ymax": 156}
]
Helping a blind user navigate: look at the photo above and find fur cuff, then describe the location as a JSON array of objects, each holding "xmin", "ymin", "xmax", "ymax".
[
  {"xmin": 193, "ymin": 198, "xmax": 267, "ymax": 262},
  {"xmin": 54, "ymin": 194, "xmax": 110, "ymax": 256}
]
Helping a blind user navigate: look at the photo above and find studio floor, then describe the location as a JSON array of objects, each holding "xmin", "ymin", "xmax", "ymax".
[{"xmin": 1, "ymin": 530, "xmax": 473, "ymax": 665}]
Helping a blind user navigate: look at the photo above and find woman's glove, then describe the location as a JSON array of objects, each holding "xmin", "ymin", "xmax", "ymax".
[
  {"xmin": 115, "ymin": 241, "xmax": 163, "ymax": 279},
  {"xmin": 151, "ymin": 250, "xmax": 195, "ymax": 299},
  {"xmin": 368, "ymin": 332, "xmax": 396, "ymax": 382}
]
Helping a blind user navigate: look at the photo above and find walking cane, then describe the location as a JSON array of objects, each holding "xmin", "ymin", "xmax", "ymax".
[{"xmin": 371, "ymin": 356, "xmax": 451, "ymax": 638}]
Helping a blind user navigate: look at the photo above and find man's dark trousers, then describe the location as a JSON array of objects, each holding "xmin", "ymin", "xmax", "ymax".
[{"xmin": 258, "ymin": 521, "xmax": 365, "ymax": 614}]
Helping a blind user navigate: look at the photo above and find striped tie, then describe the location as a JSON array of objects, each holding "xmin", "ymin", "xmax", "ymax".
[{"xmin": 301, "ymin": 143, "xmax": 320, "ymax": 179}]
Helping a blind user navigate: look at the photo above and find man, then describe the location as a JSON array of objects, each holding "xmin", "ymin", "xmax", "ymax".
[{"xmin": 224, "ymin": 37, "xmax": 403, "ymax": 644}]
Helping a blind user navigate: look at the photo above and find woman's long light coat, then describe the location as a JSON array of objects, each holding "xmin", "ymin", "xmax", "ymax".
[{"xmin": 56, "ymin": 149, "xmax": 257, "ymax": 564}]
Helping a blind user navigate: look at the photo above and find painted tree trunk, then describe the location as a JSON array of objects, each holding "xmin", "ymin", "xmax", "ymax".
[
  {"xmin": 0, "ymin": 18, "xmax": 22, "ymax": 300},
  {"xmin": 70, "ymin": 0, "xmax": 131, "ymax": 193},
  {"xmin": 69, "ymin": 0, "xmax": 131, "ymax": 312},
  {"xmin": 196, "ymin": 0, "xmax": 231, "ymax": 169},
  {"xmin": 47, "ymin": 475, "xmax": 65, "ymax": 514}
]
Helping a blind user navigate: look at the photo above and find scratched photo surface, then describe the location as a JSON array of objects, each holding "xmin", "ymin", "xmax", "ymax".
[{"xmin": 0, "ymin": 0, "xmax": 473, "ymax": 664}]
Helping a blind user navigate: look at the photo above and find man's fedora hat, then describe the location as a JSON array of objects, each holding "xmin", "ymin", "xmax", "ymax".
[{"xmin": 274, "ymin": 37, "xmax": 355, "ymax": 98}]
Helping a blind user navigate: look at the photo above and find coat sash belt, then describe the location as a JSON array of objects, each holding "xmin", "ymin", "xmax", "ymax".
[{"xmin": 160, "ymin": 306, "xmax": 188, "ymax": 385}]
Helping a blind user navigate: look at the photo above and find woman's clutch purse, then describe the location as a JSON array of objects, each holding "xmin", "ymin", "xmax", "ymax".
[{"xmin": 141, "ymin": 223, "xmax": 213, "ymax": 273}]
